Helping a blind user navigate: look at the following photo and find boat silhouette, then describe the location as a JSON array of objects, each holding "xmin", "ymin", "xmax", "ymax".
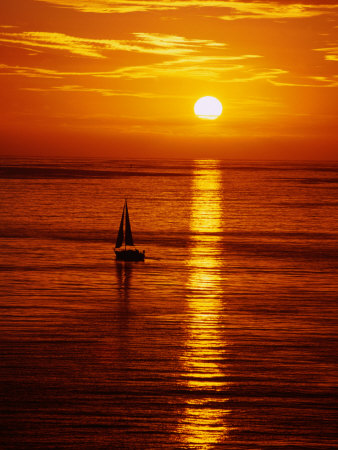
[{"xmin": 114, "ymin": 200, "xmax": 145, "ymax": 261}]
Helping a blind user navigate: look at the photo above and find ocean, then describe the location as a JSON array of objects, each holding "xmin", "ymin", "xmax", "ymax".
[{"xmin": 0, "ymin": 158, "xmax": 337, "ymax": 449}]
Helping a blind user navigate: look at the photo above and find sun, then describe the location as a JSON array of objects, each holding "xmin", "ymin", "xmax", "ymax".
[{"xmin": 194, "ymin": 96, "xmax": 223, "ymax": 120}]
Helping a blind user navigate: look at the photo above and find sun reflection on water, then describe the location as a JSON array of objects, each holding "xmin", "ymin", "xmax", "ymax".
[{"xmin": 179, "ymin": 161, "xmax": 230, "ymax": 447}]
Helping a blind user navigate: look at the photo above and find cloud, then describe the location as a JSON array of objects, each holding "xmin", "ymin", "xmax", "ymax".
[
  {"xmin": 217, "ymin": 2, "xmax": 338, "ymax": 21},
  {"xmin": 0, "ymin": 64, "xmax": 64, "ymax": 78},
  {"xmin": 0, "ymin": 31, "xmax": 225, "ymax": 58},
  {"xmin": 315, "ymin": 46, "xmax": 338, "ymax": 62},
  {"xmin": 0, "ymin": 54, "xmax": 265, "ymax": 82},
  {"xmin": 108, "ymin": 54, "xmax": 264, "ymax": 80},
  {"xmin": 4, "ymin": 61, "xmax": 336, "ymax": 87},
  {"xmin": 35, "ymin": 0, "xmax": 181, "ymax": 13},
  {"xmin": 22, "ymin": 84, "xmax": 188, "ymax": 98},
  {"xmin": 269, "ymin": 74, "xmax": 338, "ymax": 87},
  {"xmin": 34, "ymin": 0, "xmax": 338, "ymax": 20}
]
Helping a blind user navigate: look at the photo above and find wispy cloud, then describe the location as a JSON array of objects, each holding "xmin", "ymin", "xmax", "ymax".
[
  {"xmin": 269, "ymin": 74, "xmax": 338, "ymax": 87},
  {"xmin": 22, "ymin": 84, "xmax": 187, "ymax": 98},
  {"xmin": 36, "ymin": 0, "xmax": 181, "ymax": 13},
  {"xmin": 0, "ymin": 54, "xmax": 265, "ymax": 82},
  {"xmin": 0, "ymin": 31, "xmax": 225, "ymax": 58},
  {"xmin": 4, "ymin": 61, "xmax": 336, "ymax": 87},
  {"xmin": 0, "ymin": 64, "xmax": 63, "ymax": 78},
  {"xmin": 34, "ymin": 1, "xmax": 338, "ymax": 20},
  {"xmin": 217, "ymin": 2, "xmax": 338, "ymax": 21},
  {"xmin": 315, "ymin": 46, "xmax": 338, "ymax": 62},
  {"xmin": 109, "ymin": 55, "xmax": 263, "ymax": 80}
]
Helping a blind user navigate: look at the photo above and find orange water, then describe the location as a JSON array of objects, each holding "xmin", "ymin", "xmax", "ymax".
[{"xmin": 0, "ymin": 159, "xmax": 337, "ymax": 449}]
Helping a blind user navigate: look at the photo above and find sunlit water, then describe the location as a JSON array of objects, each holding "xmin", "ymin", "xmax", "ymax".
[{"xmin": 0, "ymin": 159, "xmax": 337, "ymax": 449}]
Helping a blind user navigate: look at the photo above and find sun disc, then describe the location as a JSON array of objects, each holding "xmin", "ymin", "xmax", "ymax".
[{"xmin": 194, "ymin": 96, "xmax": 222, "ymax": 120}]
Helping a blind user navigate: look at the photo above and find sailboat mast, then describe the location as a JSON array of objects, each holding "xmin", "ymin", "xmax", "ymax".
[
  {"xmin": 124, "ymin": 200, "xmax": 126, "ymax": 251},
  {"xmin": 125, "ymin": 200, "xmax": 134, "ymax": 247},
  {"xmin": 115, "ymin": 203, "xmax": 125, "ymax": 249}
]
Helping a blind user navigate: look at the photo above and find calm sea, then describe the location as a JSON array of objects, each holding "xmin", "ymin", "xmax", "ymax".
[{"xmin": 0, "ymin": 159, "xmax": 337, "ymax": 449}]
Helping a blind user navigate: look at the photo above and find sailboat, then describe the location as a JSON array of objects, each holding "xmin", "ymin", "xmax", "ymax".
[{"xmin": 114, "ymin": 200, "xmax": 145, "ymax": 261}]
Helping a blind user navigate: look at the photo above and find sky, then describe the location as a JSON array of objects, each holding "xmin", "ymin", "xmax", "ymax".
[{"xmin": 0, "ymin": 0, "xmax": 337, "ymax": 159}]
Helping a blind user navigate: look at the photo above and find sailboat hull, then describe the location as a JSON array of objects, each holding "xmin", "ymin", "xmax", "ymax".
[{"xmin": 115, "ymin": 249, "xmax": 145, "ymax": 262}]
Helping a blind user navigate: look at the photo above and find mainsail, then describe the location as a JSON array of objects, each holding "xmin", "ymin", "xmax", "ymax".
[
  {"xmin": 125, "ymin": 201, "xmax": 134, "ymax": 247},
  {"xmin": 115, "ymin": 207, "xmax": 124, "ymax": 248},
  {"xmin": 115, "ymin": 200, "xmax": 134, "ymax": 249}
]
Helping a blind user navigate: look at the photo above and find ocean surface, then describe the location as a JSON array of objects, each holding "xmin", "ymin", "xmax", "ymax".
[{"xmin": 0, "ymin": 158, "xmax": 337, "ymax": 449}]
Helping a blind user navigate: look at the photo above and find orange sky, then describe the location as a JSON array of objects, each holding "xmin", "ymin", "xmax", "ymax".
[{"xmin": 0, "ymin": 0, "xmax": 337, "ymax": 158}]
